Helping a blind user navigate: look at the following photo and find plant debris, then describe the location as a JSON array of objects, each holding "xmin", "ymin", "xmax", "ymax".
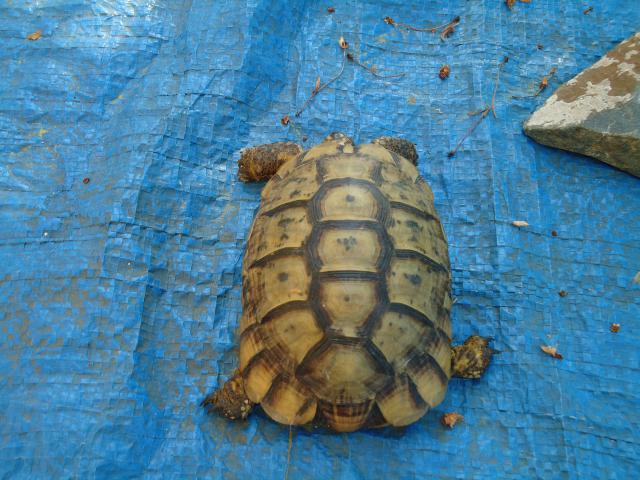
[
  {"xmin": 610, "ymin": 323, "xmax": 620, "ymax": 333},
  {"xmin": 295, "ymin": 45, "xmax": 347, "ymax": 117},
  {"xmin": 583, "ymin": 6, "xmax": 593, "ymax": 14},
  {"xmin": 512, "ymin": 220, "xmax": 529, "ymax": 228},
  {"xmin": 439, "ymin": 16, "xmax": 461, "ymax": 41},
  {"xmin": 439, "ymin": 65, "xmax": 450, "ymax": 80},
  {"xmin": 506, "ymin": 0, "xmax": 531, "ymax": 9},
  {"xmin": 27, "ymin": 30, "xmax": 42, "ymax": 41},
  {"xmin": 83, "ymin": 177, "xmax": 90, "ymax": 184},
  {"xmin": 346, "ymin": 52, "xmax": 406, "ymax": 79},
  {"xmin": 541, "ymin": 345, "xmax": 563, "ymax": 360},
  {"xmin": 448, "ymin": 56, "xmax": 509, "ymax": 157},
  {"xmin": 281, "ymin": 115, "xmax": 290, "ymax": 126},
  {"xmin": 512, "ymin": 66, "xmax": 557, "ymax": 98},
  {"xmin": 559, "ymin": 290, "xmax": 568, "ymax": 297},
  {"xmin": 633, "ymin": 272, "xmax": 640, "ymax": 284},
  {"xmin": 327, "ymin": 7, "xmax": 335, "ymax": 14},
  {"xmin": 551, "ymin": 230, "xmax": 558, "ymax": 237},
  {"xmin": 294, "ymin": 37, "xmax": 405, "ymax": 117},
  {"xmin": 537, "ymin": 44, "xmax": 544, "ymax": 50},
  {"xmin": 383, "ymin": 15, "xmax": 460, "ymax": 41},
  {"xmin": 441, "ymin": 412, "xmax": 464, "ymax": 428},
  {"xmin": 535, "ymin": 67, "xmax": 557, "ymax": 96}
]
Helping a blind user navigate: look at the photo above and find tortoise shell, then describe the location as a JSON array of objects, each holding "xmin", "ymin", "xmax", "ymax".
[{"xmin": 239, "ymin": 137, "xmax": 452, "ymax": 432}]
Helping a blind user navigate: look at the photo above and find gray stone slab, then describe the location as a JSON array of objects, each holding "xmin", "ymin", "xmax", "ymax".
[{"xmin": 524, "ymin": 32, "xmax": 640, "ymax": 178}]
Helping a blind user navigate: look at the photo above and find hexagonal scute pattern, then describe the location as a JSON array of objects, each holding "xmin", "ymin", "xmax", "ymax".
[{"xmin": 239, "ymin": 139, "xmax": 452, "ymax": 432}]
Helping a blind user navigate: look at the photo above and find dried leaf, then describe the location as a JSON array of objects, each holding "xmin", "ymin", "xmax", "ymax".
[
  {"xmin": 281, "ymin": 115, "xmax": 290, "ymax": 126},
  {"xmin": 339, "ymin": 36, "xmax": 349, "ymax": 49},
  {"xmin": 520, "ymin": 0, "xmax": 531, "ymax": 3},
  {"xmin": 558, "ymin": 290, "xmax": 568, "ymax": 297},
  {"xmin": 383, "ymin": 16, "xmax": 395, "ymax": 25},
  {"xmin": 27, "ymin": 29, "xmax": 42, "ymax": 41},
  {"xmin": 541, "ymin": 345, "xmax": 563, "ymax": 360},
  {"xmin": 313, "ymin": 76, "xmax": 321, "ymax": 94},
  {"xmin": 439, "ymin": 17, "xmax": 460, "ymax": 41},
  {"xmin": 583, "ymin": 6, "xmax": 593, "ymax": 14},
  {"xmin": 439, "ymin": 65, "xmax": 450, "ymax": 80},
  {"xmin": 512, "ymin": 220, "xmax": 529, "ymax": 228},
  {"xmin": 441, "ymin": 412, "xmax": 464, "ymax": 428},
  {"xmin": 505, "ymin": 0, "xmax": 516, "ymax": 9},
  {"xmin": 327, "ymin": 7, "xmax": 335, "ymax": 14},
  {"xmin": 551, "ymin": 230, "xmax": 558, "ymax": 237},
  {"xmin": 633, "ymin": 272, "xmax": 640, "ymax": 284},
  {"xmin": 610, "ymin": 323, "xmax": 620, "ymax": 333}
]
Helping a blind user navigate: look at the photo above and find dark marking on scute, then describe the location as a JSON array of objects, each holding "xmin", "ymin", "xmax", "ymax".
[
  {"xmin": 344, "ymin": 295, "xmax": 350, "ymax": 302},
  {"xmin": 405, "ymin": 220, "xmax": 422, "ymax": 231},
  {"xmin": 278, "ymin": 272, "xmax": 289, "ymax": 282},
  {"xmin": 409, "ymin": 235, "xmax": 418, "ymax": 242},
  {"xmin": 290, "ymin": 189, "xmax": 301, "ymax": 197},
  {"xmin": 345, "ymin": 194, "xmax": 355, "ymax": 202},
  {"xmin": 278, "ymin": 218, "xmax": 294, "ymax": 227},
  {"xmin": 337, "ymin": 236, "xmax": 358, "ymax": 250},
  {"xmin": 400, "ymin": 193, "xmax": 408, "ymax": 200},
  {"xmin": 280, "ymin": 233, "xmax": 290, "ymax": 241},
  {"xmin": 404, "ymin": 273, "xmax": 422, "ymax": 285}
]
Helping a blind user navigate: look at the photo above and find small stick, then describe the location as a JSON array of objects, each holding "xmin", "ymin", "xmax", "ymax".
[
  {"xmin": 491, "ymin": 56, "xmax": 509, "ymax": 118},
  {"xmin": 346, "ymin": 52, "xmax": 406, "ymax": 79},
  {"xmin": 448, "ymin": 107, "xmax": 491, "ymax": 157},
  {"xmin": 284, "ymin": 425, "xmax": 294, "ymax": 480},
  {"xmin": 448, "ymin": 56, "xmax": 508, "ymax": 157},
  {"xmin": 295, "ymin": 49, "xmax": 347, "ymax": 117},
  {"xmin": 384, "ymin": 15, "xmax": 460, "ymax": 34}
]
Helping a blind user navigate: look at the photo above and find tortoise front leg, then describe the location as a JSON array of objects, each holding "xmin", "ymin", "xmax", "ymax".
[
  {"xmin": 202, "ymin": 370, "xmax": 254, "ymax": 421},
  {"xmin": 238, "ymin": 141, "xmax": 303, "ymax": 182},
  {"xmin": 372, "ymin": 136, "xmax": 418, "ymax": 165},
  {"xmin": 451, "ymin": 335, "xmax": 498, "ymax": 379}
]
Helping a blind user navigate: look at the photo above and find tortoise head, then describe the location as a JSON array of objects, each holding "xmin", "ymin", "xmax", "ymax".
[{"xmin": 323, "ymin": 132, "xmax": 354, "ymax": 145}]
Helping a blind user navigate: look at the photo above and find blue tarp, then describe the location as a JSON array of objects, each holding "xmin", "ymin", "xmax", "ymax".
[{"xmin": 1, "ymin": 1, "xmax": 639, "ymax": 478}]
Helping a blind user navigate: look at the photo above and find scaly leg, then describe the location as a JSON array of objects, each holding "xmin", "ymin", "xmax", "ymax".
[
  {"xmin": 238, "ymin": 142, "xmax": 303, "ymax": 182},
  {"xmin": 451, "ymin": 335, "xmax": 498, "ymax": 379},
  {"xmin": 372, "ymin": 136, "xmax": 418, "ymax": 165}
]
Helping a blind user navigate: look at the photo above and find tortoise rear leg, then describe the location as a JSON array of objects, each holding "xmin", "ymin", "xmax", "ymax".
[
  {"xmin": 372, "ymin": 136, "xmax": 418, "ymax": 165},
  {"xmin": 451, "ymin": 335, "xmax": 498, "ymax": 379},
  {"xmin": 201, "ymin": 371, "xmax": 254, "ymax": 421},
  {"xmin": 238, "ymin": 141, "xmax": 303, "ymax": 182}
]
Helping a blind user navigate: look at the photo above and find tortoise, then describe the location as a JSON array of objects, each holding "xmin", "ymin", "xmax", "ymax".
[{"xmin": 202, "ymin": 133, "xmax": 496, "ymax": 432}]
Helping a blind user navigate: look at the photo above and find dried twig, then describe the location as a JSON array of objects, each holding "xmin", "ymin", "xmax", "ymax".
[
  {"xmin": 448, "ymin": 57, "xmax": 508, "ymax": 157},
  {"xmin": 384, "ymin": 15, "xmax": 460, "ymax": 41},
  {"xmin": 583, "ymin": 6, "xmax": 593, "ymax": 14},
  {"xmin": 439, "ymin": 16, "xmax": 460, "ymax": 41},
  {"xmin": 491, "ymin": 56, "xmax": 509, "ymax": 117},
  {"xmin": 295, "ymin": 49, "xmax": 347, "ymax": 117},
  {"xmin": 284, "ymin": 425, "xmax": 294, "ymax": 480},
  {"xmin": 346, "ymin": 52, "xmax": 405, "ymax": 79}
]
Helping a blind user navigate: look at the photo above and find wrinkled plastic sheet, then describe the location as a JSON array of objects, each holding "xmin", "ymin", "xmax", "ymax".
[{"xmin": 1, "ymin": 1, "xmax": 639, "ymax": 478}]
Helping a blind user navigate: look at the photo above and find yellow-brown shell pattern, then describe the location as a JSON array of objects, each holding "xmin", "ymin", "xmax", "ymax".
[{"xmin": 239, "ymin": 139, "xmax": 452, "ymax": 432}]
